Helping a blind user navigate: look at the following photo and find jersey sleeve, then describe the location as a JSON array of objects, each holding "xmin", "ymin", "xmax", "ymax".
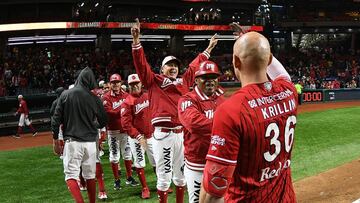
[
  {"xmin": 182, "ymin": 51, "xmax": 210, "ymax": 88},
  {"xmin": 103, "ymin": 95, "xmax": 120, "ymax": 117},
  {"xmin": 120, "ymin": 100, "xmax": 140, "ymax": 139},
  {"xmin": 132, "ymin": 43, "xmax": 155, "ymax": 88},
  {"xmin": 178, "ymin": 96, "xmax": 213, "ymax": 135},
  {"xmin": 206, "ymin": 105, "xmax": 240, "ymax": 166}
]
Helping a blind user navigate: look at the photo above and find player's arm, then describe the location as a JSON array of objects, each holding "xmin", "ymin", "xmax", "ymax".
[
  {"xmin": 182, "ymin": 34, "xmax": 218, "ymax": 87},
  {"xmin": 178, "ymin": 96, "xmax": 213, "ymax": 135},
  {"xmin": 51, "ymin": 94, "xmax": 64, "ymax": 140},
  {"xmin": 102, "ymin": 96, "xmax": 120, "ymax": 117},
  {"xmin": 131, "ymin": 19, "xmax": 155, "ymax": 88},
  {"xmin": 266, "ymin": 55, "xmax": 291, "ymax": 81},
  {"xmin": 94, "ymin": 96, "xmax": 108, "ymax": 129},
  {"xmin": 200, "ymin": 160, "xmax": 236, "ymax": 203},
  {"xmin": 120, "ymin": 100, "xmax": 141, "ymax": 140},
  {"xmin": 200, "ymin": 105, "xmax": 240, "ymax": 202}
]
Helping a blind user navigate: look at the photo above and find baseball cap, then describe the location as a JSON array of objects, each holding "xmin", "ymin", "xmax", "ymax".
[
  {"xmin": 161, "ymin": 56, "xmax": 180, "ymax": 67},
  {"xmin": 98, "ymin": 80, "xmax": 105, "ymax": 88},
  {"xmin": 195, "ymin": 60, "xmax": 221, "ymax": 78},
  {"xmin": 110, "ymin": 74, "xmax": 121, "ymax": 82},
  {"xmin": 17, "ymin": 95, "xmax": 23, "ymax": 99},
  {"xmin": 128, "ymin": 74, "xmax": 141, "ymax": 84}
]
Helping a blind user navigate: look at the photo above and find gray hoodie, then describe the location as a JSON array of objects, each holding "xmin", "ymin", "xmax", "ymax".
[{"xmin": 51, "ymin": 67, "xmax": 107, "ymax": 141}]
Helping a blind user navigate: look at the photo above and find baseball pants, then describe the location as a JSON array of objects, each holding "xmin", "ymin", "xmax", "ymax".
[
  {"xmin": 153, "ymin": 126, "xmax": 185, "ymax": 191},
  {"xmin": 18, "ymin": 113, "xmax": 31, "ymax": 127},
  {"xmin": 128, "ymin": 136, "xmax": 156, "ymax": 168},
  {"xmin": 63, "ymin": 140, "xmax": 96, "ymax": 181},
  {"xmin": 107, "ymin": 130, "xmax": 132, "ymax": 163},
  {"xmin": 184, "ymin": 166, "xmax": 203, "ymax": 203}
]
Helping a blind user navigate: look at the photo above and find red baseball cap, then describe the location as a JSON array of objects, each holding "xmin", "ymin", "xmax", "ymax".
[
  {"xmin": 195, "ymin": 60, "xmax": 221, "ymax": 78},
  {"xmin": 110, "ymin": 74, "xmax": 121, "ymax": 82}
]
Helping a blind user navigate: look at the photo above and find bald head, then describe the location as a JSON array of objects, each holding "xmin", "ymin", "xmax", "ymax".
[{"xmin": 233, "ymin": 32, "xmax": 271, "ymax": 71}]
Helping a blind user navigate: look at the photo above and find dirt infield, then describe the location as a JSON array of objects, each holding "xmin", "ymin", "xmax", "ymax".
[{"xmin": 0, "ymin": 100, "xmax": 360, "ymax": 202}]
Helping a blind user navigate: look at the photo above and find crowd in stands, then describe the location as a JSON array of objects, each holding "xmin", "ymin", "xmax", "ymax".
[
  {"xmin": 0, "ymin": 43, "xmax": 359, "ymax": 97},
  {"xmin": 279, "ymin": 46, "xmax": 360, "ymax": 89}
]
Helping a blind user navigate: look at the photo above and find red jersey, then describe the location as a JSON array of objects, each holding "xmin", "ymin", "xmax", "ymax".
[
  {"xmin": 178, "ymin": 86, "xmax": 225, "ymax": 171},
  {"xmin": 206, "ymin": 77, "xmax": 298, "ymax": 202},
  {"xmin": 132, "ymin": 43, "xmax": 210, "ymax": 127},
  {"xmin": 102, "ymin": 90, "xmax": 128, "ymax": 131},
  {"xmin": 93, "ymin": 88, "xmax": 105, "ymax": 98},
  {"xmin": 121, "ymin": 92, "xmax": 153, "ymax": 139},
  {"xmin": 17, "ymin": 99, "xmax": 29, "ymax": 115}
]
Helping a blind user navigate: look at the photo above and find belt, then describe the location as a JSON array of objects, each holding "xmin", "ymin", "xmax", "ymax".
[{"xmin": 160, "ymin": 128, "xmax": 183, "ymax": 134}]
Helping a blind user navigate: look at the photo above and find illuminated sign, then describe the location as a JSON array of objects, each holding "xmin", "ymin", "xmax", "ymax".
[
  {"xmin": 302, "ymin": 91, "xmax": 323, "ymax": 102},
  {"xmin": 0, "ymin": 21, "xmax": 263, "ymax": 32}
]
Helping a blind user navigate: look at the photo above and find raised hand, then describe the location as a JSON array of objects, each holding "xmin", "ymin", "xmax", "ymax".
[
  {"xmin": 229, "ymin": 22, "xmax": 247, "ymax": 39},
  {"xmin": 205, "ymin": 34, "xmax": 219, "ymax": 53},
  {"xmin": 131, "ymin": 18, "xmax": 141, "ymax": 44}
]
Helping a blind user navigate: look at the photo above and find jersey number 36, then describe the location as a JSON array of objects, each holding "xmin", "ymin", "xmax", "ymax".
[{"xmin": 264, "ymin": 115, "xmax": 297, "ymax": 162}]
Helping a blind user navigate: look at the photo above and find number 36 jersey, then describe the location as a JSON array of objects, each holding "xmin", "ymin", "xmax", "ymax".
[{"xmin": 206, "ymin": 77, "xmax": 298, "ymax": 203}]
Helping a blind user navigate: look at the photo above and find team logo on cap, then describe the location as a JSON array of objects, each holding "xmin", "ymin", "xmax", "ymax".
[{"xmin": 206, "ymin": 64, "xmax": 215, "ymax": 71}]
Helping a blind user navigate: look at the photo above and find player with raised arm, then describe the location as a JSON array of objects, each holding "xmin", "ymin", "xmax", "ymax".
[
  {"xmin": 131, "ymin": 19, "xmax": 218, "ymax": 203},
  {"xmin": 200, "ymin": 31, "xmax": 298, "ymax": 203}
]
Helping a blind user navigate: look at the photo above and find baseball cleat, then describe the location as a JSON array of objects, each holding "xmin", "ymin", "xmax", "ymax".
[
  {"xmin": 13, "ymin": 134, "xmax": 20, "ymax": 139},
  {"xmin": 141, "ymin": 187, "xmax": 150, "ymax": 199},
  {"xmin": 114, "ymin": 179, "xmax": 121, "ymax": 190},
  {"xmin": 77, "ymin": 180, "xmax": 87, "ymax": 191},
  {"xmin": 125, "ymin": 176, "xmax": 139, "ymax": 186},
  {"xmin": 98, "ymin": 191, "xmax": 108, "ymax": 200},
  {"xmin": 32, "ymin": 132, "xmax": 38, "ymax": 137}
]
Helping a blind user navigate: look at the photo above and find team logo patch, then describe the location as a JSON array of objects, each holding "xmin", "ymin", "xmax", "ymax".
[
  {"xmin": 210, "ymin": 135, "xmax": 225, "ymax": 146},
  {"xmin": 264, "ymin": 82, "xmax": 272, "ymax": 91}
]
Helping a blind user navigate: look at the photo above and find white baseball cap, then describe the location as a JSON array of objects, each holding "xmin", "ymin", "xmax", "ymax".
[
  {"xmin": 161, "ymin": 56, "xmax": 180, "ymax": 67},
  {"xmin": 98, "ymin": 80, "xmax": 105, "ymax": 88},
  {"xmin": 128, "ymin": 74, "xmax": 141, "ymax": 84},
  {"xmin": 17, "ymin": 95, "xmax": 23, "ymax": 99}
]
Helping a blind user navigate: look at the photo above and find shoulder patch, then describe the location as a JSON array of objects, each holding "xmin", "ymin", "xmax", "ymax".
[{"xmin": 181, "ymin": 100, "xmax": 192, "ymax": 112}]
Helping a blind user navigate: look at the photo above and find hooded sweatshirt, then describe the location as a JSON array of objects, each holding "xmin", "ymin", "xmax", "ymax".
[
  {"xmin": 50, "ymin": 87, "xmax": 65, "ymax": 117},
  {"xmin": 51, "ymin": 67, "xmax": 108, "ymax": 141}
]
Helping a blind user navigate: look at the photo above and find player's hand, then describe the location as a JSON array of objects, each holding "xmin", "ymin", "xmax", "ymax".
[
  {"xmin": 139, "ymin": 136, "xmax": 147, "ymax": 150},
  {"xmin": 205, "ymin": 34, "xmax": 218, "ymax": 53},
  {"xmin": 14, "ymin": 112, "xmax": 18, "ymax": 116},
  {"xmin": 100, "ymin": 131, "xmax": 106, "ymax": 141},
  {"xmin": 131, "ymin": 18, "xmax": 141, "ymax": 44},
  {"xmin": 53, "ymin": 139, "xmax": 64, "ymax": 156},
  {"xmin": 229, "ymin": 22, "xmax": 247, "ymax": 39}
]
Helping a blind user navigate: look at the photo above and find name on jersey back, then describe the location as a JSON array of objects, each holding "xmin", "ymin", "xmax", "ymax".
[{"xmin": 248, "ymin": 89, "xmax": 296, "ymax": 119}]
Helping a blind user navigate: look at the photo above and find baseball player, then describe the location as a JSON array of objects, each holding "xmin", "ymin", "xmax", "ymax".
[
  {"xmin": 13, "ymin": 95, "xmax": 37, "ymax": 138},
  {"xmin": 200, "ymin": 32, "xmax": 298, "ymax": 203},
  {"xmin": 51, "ymin": 67, "xmax": 108, "ymax": 203},
  {"xmin": 178, "ymin": 60, "xmax": 225, "ymax": 203},
  {"xmin": 121, "ymin": 74, "xmax": 156, "ymax": 199},
  {"xmin": 102, "ymin": 73, "xmax": 138, "ymax": 190},
  {"xmin": 131, "ymin": 19, "xmax": 218, "ymax": 203},
  {"xmin": 91, "ymin": 80, "xmax": 109, "ymax": 200}
]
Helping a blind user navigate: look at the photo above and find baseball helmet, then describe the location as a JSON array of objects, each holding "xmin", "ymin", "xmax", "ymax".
[
  {"xmin": 195, "ymin": 60, "xmax": 221, "ymax": 78},
  {"xmin": 110, "ymin": 74, "xmax": 121, "ymax": 82}
]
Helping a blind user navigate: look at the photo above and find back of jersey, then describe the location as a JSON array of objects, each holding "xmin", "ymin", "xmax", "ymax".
[{"xmin": 207, "ymin": 77, "xmax": 298, "ymax": 203}]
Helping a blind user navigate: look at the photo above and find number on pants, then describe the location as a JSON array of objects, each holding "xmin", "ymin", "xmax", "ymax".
[{"xmin": 263, "ymin": 115, "xmax": 297, "ymax": 162}]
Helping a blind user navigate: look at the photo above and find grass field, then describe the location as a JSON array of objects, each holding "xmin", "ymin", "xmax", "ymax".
[{"xmin": 1, "ymin": 107, "xmax": 360, "ymax": 203}]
